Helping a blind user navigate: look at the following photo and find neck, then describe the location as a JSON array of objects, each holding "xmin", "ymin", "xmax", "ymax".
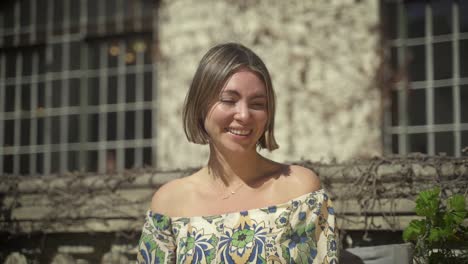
[{"xmin": 207, "ymin": 144, "xmax": 264, "ymax": 187}]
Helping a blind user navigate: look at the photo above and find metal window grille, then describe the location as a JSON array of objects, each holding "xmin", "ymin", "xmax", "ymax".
[
  {"xmin": 0, "ymin": 0, "xmax": 157, "ymax": 176},
  {"xmin": 382, "ymin": 0, "xmax": 468, "ymax": 157}
]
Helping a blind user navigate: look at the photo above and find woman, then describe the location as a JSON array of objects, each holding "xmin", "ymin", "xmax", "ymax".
[{"xmin": 137, "ymin": 43, "xmax": 338, "ymax": 263}]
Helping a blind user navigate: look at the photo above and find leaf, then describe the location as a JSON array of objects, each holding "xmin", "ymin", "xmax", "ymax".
[
  {"xmin": 415, "ymin": 188, "xmax": 440, "ymax": 218},
  {"xmin": 443, "ymin": 195, "xmax": 468, "ymax": 226},
  {"xmin": 444, "ymin": 211, "xmax": 467, "ymax": 227},
  {"xmin": 407, "ymin": 189, "xmax": 468, "ymax": 262},
  {"xmin": 428, "ymin": 227, "xmax": 451, "ymax": 243},
  {"xmin": 403, "ymin": 219, "xmax": 426, "ymax": 242},
  {"xmin": 447, "ymin": 195, "xmax": 467, "ymax": 213}
]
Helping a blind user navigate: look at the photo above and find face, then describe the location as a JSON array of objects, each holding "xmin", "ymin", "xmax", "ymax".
[{"xmin": 204, "ymin": 70, "xmax": 268, "ymax": 154}]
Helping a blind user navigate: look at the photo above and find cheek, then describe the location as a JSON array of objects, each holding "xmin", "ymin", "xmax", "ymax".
[
  {"xmin": 258, "ymin": 111, "xmax": 268, "ymax": 124},
  {"xmin": 255, "ymin": 113, "xmax": 269, "ymax": 133},
  {"xmin": 204, "ymin": 107, "xmax": 231, "ymax": 129}
]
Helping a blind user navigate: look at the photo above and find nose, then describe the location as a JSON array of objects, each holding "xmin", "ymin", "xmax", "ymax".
[{"xmin": 234, "ymin": 102, "xmax": 250, "ymax": 122}]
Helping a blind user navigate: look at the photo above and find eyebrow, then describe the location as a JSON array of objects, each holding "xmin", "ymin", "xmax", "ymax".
[{"xmin": 220, "ymin": 90, "xmax": 266, "ymax": 99}]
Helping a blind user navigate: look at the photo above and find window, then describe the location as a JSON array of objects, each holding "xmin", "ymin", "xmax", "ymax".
[
  {"xmin": 382, "ymin": 0, "xmax": 468, "ymax": 157},
  {"xmin": 0, "ymin": 0, "xmax": 157, "ymax": 175}
]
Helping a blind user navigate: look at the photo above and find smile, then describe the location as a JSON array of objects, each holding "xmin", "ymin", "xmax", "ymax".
[{"xmin": 226, "ymin": 128, "xmax": 252, "ymax": 136}]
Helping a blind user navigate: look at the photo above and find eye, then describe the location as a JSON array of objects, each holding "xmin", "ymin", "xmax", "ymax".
[
  {"xmin": 250, "ymin": 101, "xmax": 266, "ymax": 110},
  {"xmin": 220, "ymin": 97, "xmax": 236, "ymax": 104}
]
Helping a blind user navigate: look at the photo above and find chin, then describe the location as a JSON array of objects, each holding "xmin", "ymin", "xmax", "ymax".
[
  {"xmin": 217, "ymin": 141, "xmax": 256, "ymax": 154},
  {"xmin": 228, "ymin": 144, "xmax": 258, "ymax": 154}
]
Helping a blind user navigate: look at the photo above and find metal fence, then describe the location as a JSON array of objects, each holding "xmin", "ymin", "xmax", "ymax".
[
  {"xmin": 383, "ymin": 0, "xmax": 468, "ymax": 157},
  {"xmin": 0, "ymin": 0, "xmax": 157, "ymax": 176}
]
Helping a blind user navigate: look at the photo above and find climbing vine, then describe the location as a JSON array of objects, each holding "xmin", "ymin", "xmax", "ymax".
[{"xmin": 1, "ymin": 155, "xmax": 467, "ymax": 262}]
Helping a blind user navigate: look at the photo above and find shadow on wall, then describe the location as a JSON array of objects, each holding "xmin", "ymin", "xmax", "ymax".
[
  {"xmin": 341, "ymin": 243, "xmax": 413, "ymax": 264},
  {"xmin": 341, "ymin": 250, "xmax": 365, "ymax": 264}
]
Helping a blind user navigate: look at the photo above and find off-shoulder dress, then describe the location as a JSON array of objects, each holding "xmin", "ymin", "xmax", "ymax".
[{"xmin": 137, "ymin": 189, "xmax": 338, "ymax": 264}]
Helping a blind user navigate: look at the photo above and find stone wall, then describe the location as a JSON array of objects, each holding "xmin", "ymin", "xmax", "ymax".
[
  {"xmin": 155, "ymin": 0, "xmax": 382, "ymax": 169},
  {"xmin": 2, "ymin": 156, "xmax": 467, "ymax": 263}
]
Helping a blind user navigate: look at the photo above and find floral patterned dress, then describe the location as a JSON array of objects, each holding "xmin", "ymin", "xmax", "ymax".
[{"xmin": 137, "ymin": 189, "xmax": 338, "ymax": 264}]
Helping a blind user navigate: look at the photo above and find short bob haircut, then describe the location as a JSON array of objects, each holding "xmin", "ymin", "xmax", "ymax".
[{"xmin": 182, "ymin": 42, "xmax": 279, "ymax": 151}]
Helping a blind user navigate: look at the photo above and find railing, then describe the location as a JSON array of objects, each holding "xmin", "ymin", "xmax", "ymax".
[{"xmin": 1, "ymin": 155, "xmax": 467, "ymax": 262}]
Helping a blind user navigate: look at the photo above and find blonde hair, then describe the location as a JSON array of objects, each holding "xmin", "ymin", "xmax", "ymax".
[{"xmin": 182, "ymin": 43, "xmax": 279, "ymax": 151}]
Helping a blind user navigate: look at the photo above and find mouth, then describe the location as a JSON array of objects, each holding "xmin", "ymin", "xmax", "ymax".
[{"xmin": 225, "ymin": 127, "xmax": 252, "ymax": 136}]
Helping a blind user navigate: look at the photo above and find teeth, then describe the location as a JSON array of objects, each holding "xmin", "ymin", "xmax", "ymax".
[{"xmin": 227, "ymin": 128, "xmax": 251, "ymax": 136}]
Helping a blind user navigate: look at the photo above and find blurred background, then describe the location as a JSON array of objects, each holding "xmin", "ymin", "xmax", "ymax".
[{"xmin": 0, "ymin": 0, "xmax": 467, "ymax": 263}]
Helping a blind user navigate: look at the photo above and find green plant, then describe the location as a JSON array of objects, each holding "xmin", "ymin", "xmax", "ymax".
[{"xmin": 403, "ymin": 187, "xmax": 468, "ymax": 264}]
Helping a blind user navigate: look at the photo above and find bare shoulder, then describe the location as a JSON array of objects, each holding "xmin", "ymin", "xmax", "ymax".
[
  {"xmin": 277, "ymin": 164, "xmax": 321, "ymax": 195},
  {"xmin": 150, "ymin": 176, "xmax": 196, "ymax": 216}
]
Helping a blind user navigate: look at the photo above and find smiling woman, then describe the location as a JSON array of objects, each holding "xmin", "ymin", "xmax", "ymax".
[
  {"xmin": 182, "ymin": 43, "xmax": 278, "ymax": 151},
  {"xmin": 136, "ymin": 43, "xmax": 339, "ymax": 264},
  {"xmin": 203, "ymin": 70, "xmax": 268, "ymax": 154}
]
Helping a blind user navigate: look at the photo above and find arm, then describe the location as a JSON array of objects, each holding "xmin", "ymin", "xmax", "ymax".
[
  {"xmin": 315, "ymin": 193, "xmax": 339, "ymax": 263},
  {"xmin": 137, "ymin": 211, "xmax": 176, "ymax": 264},
  {"xmin": 137, "ymin": 180, "xmax": 187, "ymax": 263}
]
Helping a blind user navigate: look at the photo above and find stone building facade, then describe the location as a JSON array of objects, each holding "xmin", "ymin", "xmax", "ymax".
[
  {"xmin": 1, "ymin": 1, "xmax": 384, "ymax": 262},
  {"xmin": 155, "ymin": 0, "xmax": 382, "ymax": 169},
  {"xmin": 2, "ymin": 0, "xmax": 467, "ymax": 263}
]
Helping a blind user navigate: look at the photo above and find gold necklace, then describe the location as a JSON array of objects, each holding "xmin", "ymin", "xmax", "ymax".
[
  {"xmin": 222, "ymin": 182, "xmax": 244, "ymax": 200},
  {"xmin": 213, "ymin": 180, "xmax": 244, "ymax": 200}
]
